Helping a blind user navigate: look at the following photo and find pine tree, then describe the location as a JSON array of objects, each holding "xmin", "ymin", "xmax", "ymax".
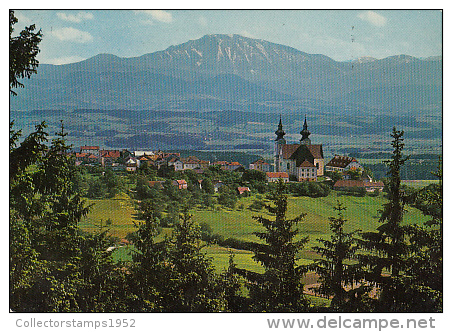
[
  {"xmin": 358, "ymin": 127, "xmax": 411, "ymax": 312},
  {"xmin": 403, "ymin": 158, "xmax": 442, "ymax": 311},
  {"xmin": 220, "ymin": 252, "xmax": 249, "ymax": 312},
  {"xmin": 237, "ymin": 180, "xmax": 309, "ymax": 312},
  {"xmin": 310, "ymin": 201, "xmax": 365, "ymax": 311},
  {"xmin": 129, "ymin": 205, "xmax": 167, "ymax": 312},
  {"xmin": 165, "ymin": 212, "xmax": 225, "ymax": 312}
]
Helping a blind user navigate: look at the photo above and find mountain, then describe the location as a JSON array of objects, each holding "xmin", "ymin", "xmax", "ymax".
[
  {"xmin": 9, "ymin": 34, "xmax": 442, "ymax": 154},
  {"xmin": 10, "ymin": 34, "xmax": 441, "ymax": 114}
]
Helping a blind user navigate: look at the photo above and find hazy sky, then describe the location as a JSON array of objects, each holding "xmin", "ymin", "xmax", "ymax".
[{"xmin": 12, "ymin": 9, "xmax": 442, "ymax": 65}]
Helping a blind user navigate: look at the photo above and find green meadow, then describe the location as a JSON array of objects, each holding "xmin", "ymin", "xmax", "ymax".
[
  {"xmin": 82, "ymin": 191, "xmax": 430, "ymax": 276},
  {"xmin": 79, "ymin": 192, "xmax": 139, "ymax": 239}
]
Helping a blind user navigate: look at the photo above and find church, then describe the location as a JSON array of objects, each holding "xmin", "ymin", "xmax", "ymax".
[{"xmin": 273, "ymin": 117, "xmax": 324, "ymax": 182}]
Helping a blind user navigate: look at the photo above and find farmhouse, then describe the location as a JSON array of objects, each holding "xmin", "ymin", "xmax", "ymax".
[
  {"xmin": 274, "ymin": 117, "xmax": 324, "ymax": 181},
  {"xmin": 249, "ymin": 159, "xmax": 271, "ymax": 172},
  {"xmin": 325, "ymin": 155, "xmax": 364, "ymax": 173},
  {"xmin": 80, "ymin": 146, "xmax": 100, "ymax": 156},
  {"xmin": 266, "ymin": 172, "xmax": 289, "ymax": 183},
  {"xmin": 237, "ymin": 187, "xmax": 251, "ymax": 195},
  {"xmin": 172, "ymin": 179, "xmax": 188, "ymax": 189},
  {"xmin": 125, "ymin": 158, "xmax": 138, "ymax": 172}
]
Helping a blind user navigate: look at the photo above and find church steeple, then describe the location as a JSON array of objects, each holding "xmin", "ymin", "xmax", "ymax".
[
  {"xmin": 275, "ymin": 115, "xmax": 286, "ymax": 144},
  {"xmin": 300, "ymin": 116, "xmax": 311, "ymax": 145}
]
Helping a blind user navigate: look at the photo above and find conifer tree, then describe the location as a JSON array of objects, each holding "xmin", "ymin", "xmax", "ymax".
[
  {"xmin": 129, "ymin": 205, "xmax": 167, "ymax": 312},
  {"xmin": 220, "ymin": 252, "xmax": 248, "ymax": 312},
  {"xmin": 165, "ymin": 212, "xmax": 225, "ymax": 312},
  {"xmin": 403, "ymin": 158, "xmax": 442, "ymax": 311},
  {"xmin": 358, "ymin": 127, "xmax": 411, "ymax": 312},
  {"xmin": 237, "ymin": 180, "xmax": 309, "ymax": 312},
  {"xmin": 310, "ymin": 201, "xmax": 365, "ymax": 311}
]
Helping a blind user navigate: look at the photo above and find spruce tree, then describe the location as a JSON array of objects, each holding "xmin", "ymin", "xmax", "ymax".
[
  {"xmin": 310, "ymin": 201, "xmax": 365, "ymax": 311},
  {"xmin": 404, "ymin": 158, "xmax": 442, "ymax": 311},
  {"xmin": 358, "ymin": 127, "xmax": 410, "ymax": 312},
  {"xmin": 165, "ymin": 212, "xmax": 225, "ymax": 312},
  {"xmin": 129, "ymin": 205, "xmax": 167, "ymax": 312},
  {"xmin": 220, "ymin": 252, "xmax": 249, "ymax": 312},
  {"xmin": 237, "ymin": 180, "xmax": 309, "ymax": 312}
]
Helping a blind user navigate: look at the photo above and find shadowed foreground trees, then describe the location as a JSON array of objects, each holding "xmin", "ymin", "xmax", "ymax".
[
  {"xmin": 10, "ymin": 9, "xmax": 441, "ymax": 313},
  {"xmin": 235, "ymin": 180, "xmax": 310, "ymax": 312},
  {"xmin": 310, "ymin": 201, "xmax": 369, "ymax": 312},
  {"xmin": 10, "ymin": 125, "xmax": 442, "ymax": 312}
]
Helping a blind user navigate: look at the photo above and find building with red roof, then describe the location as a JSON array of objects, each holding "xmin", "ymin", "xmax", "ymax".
[
  {"xmin": 237, "ymin": 187, "xmax": 251, "ymax": 195},
  {"xmin": 266, "ymin": 172, "xmax": 289, "ymax": 183},
  {"xmin": 172, "ymin": 179, "xmax": 188, "ymax": 189}
]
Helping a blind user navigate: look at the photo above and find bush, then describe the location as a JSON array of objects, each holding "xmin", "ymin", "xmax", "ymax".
[
  {"xmin": 337, "ymin": 186, "xmax": 367, "ymax": 197},
  {"xmin": 199, "ymin": 222, "xmax": 224, "ymax": 244},
  {"xmin": 248, "ymin": 198, "xmax": 266, "ymax": 211},
  {"xmin": 288, "ymin": 181, "xmax": 330, "ymax": 197},
  {"xmin": 220, "ymin": 238, "xmax": 254, "ymax": 251}
]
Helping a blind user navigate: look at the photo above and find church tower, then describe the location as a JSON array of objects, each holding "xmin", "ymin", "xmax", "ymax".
[
  {"xmin": 300, "ymin": 116, "xmax": 311, "ymax": 145},
  {"xmin": 274, "ymin": 116, "xmax": 286, "ymax": 172}
]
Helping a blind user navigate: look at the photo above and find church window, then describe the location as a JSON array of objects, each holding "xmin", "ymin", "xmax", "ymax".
[{"xmin": 287, "ymin": 163, "xmax": 290, "ymax": 170}]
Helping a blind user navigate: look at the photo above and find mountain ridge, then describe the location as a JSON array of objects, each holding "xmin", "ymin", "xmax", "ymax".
[{"xmin": 10, "ymin": 34, "xmax": 442, "ymax": 114}]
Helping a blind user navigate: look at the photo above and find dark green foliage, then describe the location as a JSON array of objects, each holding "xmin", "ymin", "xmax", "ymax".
[
  {"xmin": 310, "ymin": 201, "xmax": 365, "ymax": 311},
  {"xmin": 325, "ymin": 171, "xmax": 343, "ymax": 184},
  {"xmin": 135, "ymin": 175, "xmax": 152, "ymax": 200},
  {"xmin": 288, "ymin": 181, "xmax": 331, "ymax": 197},
  {"xmin": 10, "ymin": 123, "xmax": 90, "ymax": 312},
  {"xmin": 77, "ymin": 229, "xmax": 129, "ymax": 312},
  {"xmin": 103, "ymin": 168, "xmax": 122, "ymax": 197},
  {"xmin": 337, "ymin": 186, "xmax": 367, "ymax": 197},
  {"xmin": 217, "ymin": 185, "xmax": 238, "ymax": 209},
  {"xmin": 220, "ymin": 253, "xmax": 249, "ymax": 312},
  {"xmin": 248, "ymin": 197, "xmax": 266, "ymax": 211},
  {"xmin": 241, "ymin": 169, "xmax": 266, "ymax": 182},
  {"xmin": 128, "ymin": 206, "xmax": 167, "ymax": 312},
  {"xmin": 9, "ymin": 11, "xmax": 42, "ymax": 95},
  {"xmin": 237, "ymin": 180, "xmax": 309, "ymax": 312},
  {"xmin": 358, "ymin": 128, "xmax": 413, "ymax": 312},
  {"xmin": 165, "ymin": 212, "xmax": 226, "ymax": 312},
  {"xmin": 403, "ymin": 159, "xmax": 442, "ymax": 311},
  {"xmin": 201, "ymin": 178, "xmax": 215, "ymax": 194},
  {"xmin": 87, "ymin": 178, "xmax": 107, "ymax": 198}
]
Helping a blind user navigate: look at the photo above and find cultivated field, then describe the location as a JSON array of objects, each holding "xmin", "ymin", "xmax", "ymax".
[{"xmin": 82, "ymin": 191, "xmax": 430, "ymax": 273}]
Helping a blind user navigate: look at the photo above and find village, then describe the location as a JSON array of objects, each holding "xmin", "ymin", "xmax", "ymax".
[{"xmin": 72, "ymin": 117, "xmax": 385, "ymax": 195}]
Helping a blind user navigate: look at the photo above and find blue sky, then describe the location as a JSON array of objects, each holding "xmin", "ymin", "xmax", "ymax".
[{"xmin": 11, "ymin": 9, "xmax": 442, "ymax": 65}]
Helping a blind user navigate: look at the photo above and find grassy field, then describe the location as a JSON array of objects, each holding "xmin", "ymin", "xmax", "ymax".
[
  {"xmin": 402, "ymin": 179, "xmax": 438, "ymax": 189},
  {"xmin": 79, "ymin": 192, "xmax": 139, "ymax": 239},
  {"xmin": 81, "ymin": 190, "xmax": 430, "ymax": 275},
  {"xmin": 191, "ymin": 192, "xmax": 429, "ymax": 268}
]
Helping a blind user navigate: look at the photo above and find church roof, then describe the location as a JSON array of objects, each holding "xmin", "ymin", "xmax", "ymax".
[
  {"xmin": 306, "ymin": 144, "xmax": 323, "ymax": 159},
  {"xmin": 299, "ymin": 160, "xmax": 316, "ymax": 168},
  {"xmin": 281, "ymin": 143, "xmax": 323, "ymax": 160},
  {"xmin": 281, "ymin": 144, "xmax": 301, "ymax": 159}
]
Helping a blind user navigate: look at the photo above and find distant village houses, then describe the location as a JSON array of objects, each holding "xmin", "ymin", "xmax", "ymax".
[{"xmin": 249, "ymin": 159, "xmax": 271, "ymax": 172}]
